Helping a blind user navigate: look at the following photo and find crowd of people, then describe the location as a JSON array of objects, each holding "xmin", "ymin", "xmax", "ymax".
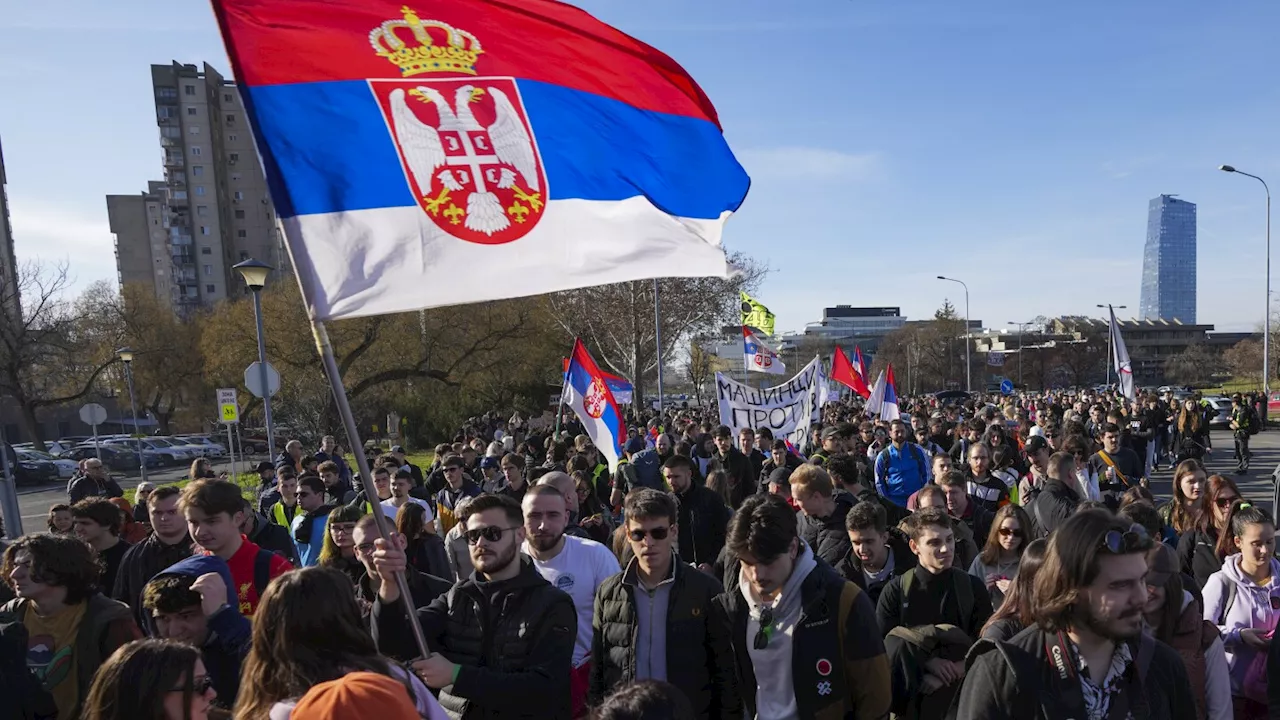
[{"xmin": 1, "ymin": 389, "xmax": 1278, "ymax": 719}]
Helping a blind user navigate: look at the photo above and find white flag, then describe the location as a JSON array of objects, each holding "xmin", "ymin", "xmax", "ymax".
[
  {"xmin": 1109, "ymin": 307, "xmax": 1136, "ymax": 401},
  {"xmin": 864, "ymin": 370, "xmax": 886, "ymax": 418},
  {"xmin": 743, "ymin": 327, "xmax": 787, "ymax": 375}
]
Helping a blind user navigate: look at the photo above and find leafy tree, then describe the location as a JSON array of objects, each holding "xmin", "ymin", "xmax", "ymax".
[{"xmin": 1164, "ymin": 343, "xmax": 1215, "ymax": 387}]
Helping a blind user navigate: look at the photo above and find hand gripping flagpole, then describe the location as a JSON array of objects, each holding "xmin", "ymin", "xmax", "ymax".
[{"xmin": 310, "ymin": 319, "xmax": 431, "ymax": 660}]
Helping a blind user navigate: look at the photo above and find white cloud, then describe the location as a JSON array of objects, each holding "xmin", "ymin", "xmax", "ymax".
[
  {"xmin": 7, "ymin": 198, "xmax": 117, "ymax": 291},
  {"xmin": 738, "ymin": 147, "xmax": 880, "ymax": 180}
]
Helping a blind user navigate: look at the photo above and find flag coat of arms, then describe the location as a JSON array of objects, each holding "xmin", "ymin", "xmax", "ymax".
[
  {"xmin": 743, "ymin": 326, "xmax": 785, "ymax": 375},
  {"xmin": 211, "ymin": 0, "xmax": 750, "ymax": 320},
  {"xmin": 562, "ymin": 339, "xmax": 624, "ymax": 470}
]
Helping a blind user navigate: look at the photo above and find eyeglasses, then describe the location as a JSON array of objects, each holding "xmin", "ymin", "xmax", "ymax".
[
  {"xmin": 628, "ymin": 526, "xmax": 672, "ymax": 542},
  {"xmin": 172, "ymin": 675, "xmax": 214, "ymax": 694},
  {"xmin": 1099, "ymin": 523, "xmax": 1150, "ymax": 554},
  {"xmin": 1215, "ymin": 496, "xmax": 1241, "ymax": 509},
  {"xmin": 754, "ymin": 607, "xmax": 774, "ymax": 650},
  {"xmin": 355, "ymin": 542, "xmax": 376, "ymax": 556},
  {"xmin": 997, "ymin": 527, "xmax": 1023, "ymax": 538},
  {"xmin": 330, "ymin": 523, "xmax": 356, "ymax": 534},
  {"xmin": 464, "ymin": 525, "xmax": 520, "ymax": 545}
]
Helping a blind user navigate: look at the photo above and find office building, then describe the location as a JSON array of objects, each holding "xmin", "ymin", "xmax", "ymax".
[
  {"xmin": 1139, "ymin": 194, "xmax": 1196, "ymax": 324},
  {"xmin": 109, "ymin": 62, "xmax": 287, "ymax": 315},
  {"xmin": 805, "ymin": 306, "xmax": 907, "ymax": 339},
  {"xmin": 0, "ymin": 136, "xmax": 21, "ymax": 315}
]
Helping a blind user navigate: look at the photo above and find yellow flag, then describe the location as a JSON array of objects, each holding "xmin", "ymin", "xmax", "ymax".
[{"xmin": 740, "ymin": 291, "xmax": 775, "ymax": 336}]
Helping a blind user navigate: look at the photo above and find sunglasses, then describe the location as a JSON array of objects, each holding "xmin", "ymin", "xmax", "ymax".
[
  {"xmin": 997, "ymin": 528, "xmax": 1023, "ymax": 538},
  {"xmin": 628, "ymin": 526, "xmax": 672, "ymax": 542},
  {"xmin": 172, "ymin": 675, "xmax": 214, "ymax": 694},
  {"xmin": 1215, "ymin": 496, "xmax": 1241, "ymax": 509},
  {"xmin": 464, "ymin": 525, "xmax": 520, "ymax": 545},
  {"xmin": 1099, "ymin": 523, "xmax": 1150, "ymax": 554},
  {"xmin": 754, "ymin": 607, "xmax": 774, "ymax": 650}
]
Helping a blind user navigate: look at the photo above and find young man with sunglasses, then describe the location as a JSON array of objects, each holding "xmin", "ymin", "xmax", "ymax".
[
  {"xmin": 589, "ymin": 488, "xmax": 739, "ymax": 718},
  {"xmin": 371, "ymin": 493, "xmax": 576, "ymax": 719},
  {"xmin": 520, "ymin": 485, "xmax": 620, "ymax": 717},
  {"xmin": 435, "ymin": 453, "xmax": 481, "ymax": 536},
  {"xmin": 713, "ymin": 493, "xmax": 891, "ymax": 720},
  {"xmin": 958, "ymin": 510, "xmax": 1196, "ymax": 720}
]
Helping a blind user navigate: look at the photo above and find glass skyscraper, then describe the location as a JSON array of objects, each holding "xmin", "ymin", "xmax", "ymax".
[{"xmin": 1139, "ymin": 194, "xmax": 1197, "ymax": 323}]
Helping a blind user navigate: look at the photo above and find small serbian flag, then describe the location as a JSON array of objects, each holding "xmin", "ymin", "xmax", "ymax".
[
  {"xmin": 211, "ymin": 0, "xmax": 750, "ymax": 321},
  {"xmin": 881, "ymin": 364, "xmax": 901, "ymax": 421},
  {"xmin": 562, "ymin": 339, "xmax": 624, "ymax": 470},
  {"xmin": 743, "ymin": 327, "xmax": 786, "ymax": 375}
]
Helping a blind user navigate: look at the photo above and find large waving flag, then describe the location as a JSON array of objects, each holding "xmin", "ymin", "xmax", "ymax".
[
  {"xmin": 832, "ymin": 346, "xmax": 871, "ymax": 398},
  {"xmin": 743, "ymin": 326, "xmax": 786, "ymax": 374},
  {"xmin": 1108, "ymin": 307, "xmax": 1136, "ymax": 401},
  {"xmin": 864, "ymin": 370, "xmax": 886, "ymax": 418},
  {"xmin": 853, "ymin": 346, "xmax": 870, "ymax": 384},
  {"xmin": 561, "ymin": 340, "xmax": 625, "ymax": 470},
  {"xmin": 562, "ymin": 358, "xmax": 633, "ymax": 404},
  {"xmin": 880, "ymin": 364, "xmax": 901, "ymax": 421},
  {"xmin": 212, "ymin": 0, "xmax": 750, "ymax": 320}
]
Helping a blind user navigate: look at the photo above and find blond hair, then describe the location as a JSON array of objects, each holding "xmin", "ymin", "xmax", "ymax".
[{"xmin": 789, "ymin": 464, "xmax": 834, "ymax": 499}]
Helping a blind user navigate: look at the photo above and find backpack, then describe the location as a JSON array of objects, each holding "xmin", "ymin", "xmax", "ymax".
[
  {"xmin": 1215, "ymin": 575, "xmax": 1238, "ymax": 625},
  {"xmin": 253, "ymin": 548, "xmax": 274, "ymax": 599},
  {"xmin": 1246, "ymin": 408, "xmax": 1261, "ymax": 436},
  {"xmin": 901, "ymin": 566, "xmax": 975, "ymax": 629},
  {"xmin": 0, "ymin": 610, "xmax": 58, "ymax": 719}
]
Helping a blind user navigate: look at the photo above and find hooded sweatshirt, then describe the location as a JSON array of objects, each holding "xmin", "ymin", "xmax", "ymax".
[
  {"xmin": 740, "ymin": 542, "xmax": 819, "ymax": 720},
  {"xmin": 1201, "ymin": 553, "xmax": 1280, "ymax": 696},
  {"xmin": 148, "ymin": 555, "xmax": 251, "ymax": 710}
]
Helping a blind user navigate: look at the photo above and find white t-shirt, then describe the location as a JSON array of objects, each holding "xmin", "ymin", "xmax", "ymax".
[
  {"xmin": 523, "ymin": 535, "xmax": 621, "ymax": 667},
  {"xmin": 382, "ymin": 497, "xmax": 435, "ymax": 524}
]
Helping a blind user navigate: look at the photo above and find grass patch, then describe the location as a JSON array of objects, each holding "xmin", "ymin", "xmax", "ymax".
[{"xmin": 125, "ymin": 472, "xmax": 264, "ymax": 505}]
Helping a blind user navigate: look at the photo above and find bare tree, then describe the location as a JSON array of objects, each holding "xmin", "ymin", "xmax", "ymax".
[
  {"xmin": 0, "ymin": 263, "xmax": 120, "ymax": 449},
  {"xmin": 546, "ymin": 252, "xmax": 767, "ymax": 403},
  {"xmin": 686, "ymin": 339, "xmax": 714, "ymax": 406},
  {"xmin": 1164, "ymin": 343, "xmax": 1215, "ymax": 387}
]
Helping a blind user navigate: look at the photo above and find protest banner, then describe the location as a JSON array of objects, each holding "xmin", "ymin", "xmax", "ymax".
[{"xmin": 716, "ymin": 356, "xmax": 827, "ymax": 447}]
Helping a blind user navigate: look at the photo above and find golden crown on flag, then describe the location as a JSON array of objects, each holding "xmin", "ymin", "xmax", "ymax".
[{"xmin": 369, "ymin": 6, "xmax": 484, "ymax": 77}]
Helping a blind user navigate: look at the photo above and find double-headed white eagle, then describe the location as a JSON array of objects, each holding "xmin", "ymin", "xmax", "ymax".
[{"xmin": 390, "ymin": 85, "xmax": 539, "ymax": 235}]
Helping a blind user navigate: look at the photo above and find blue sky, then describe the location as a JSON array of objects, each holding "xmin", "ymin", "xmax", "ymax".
[{"xmin": 1, "ymin": 1, "xmax": 1277, "ymax": 332}]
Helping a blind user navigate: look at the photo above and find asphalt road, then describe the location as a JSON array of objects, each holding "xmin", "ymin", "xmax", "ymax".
[
  {"xmin": 10, "ymin": 455, "xmax": 260, "ymax": 536},
  {"xmin": 6, "ymin": 430, "xmax": 1279, "ymax": 536}
]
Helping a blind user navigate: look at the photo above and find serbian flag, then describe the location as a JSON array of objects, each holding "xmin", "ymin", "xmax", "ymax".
[
  {"xmin": 832, "ymin": 346, "xmax": 871, "ymax": 398},
  {"xmin": 211, "ymin": 0, "xmax": 750, "ymax": 320},
  {"xmin": 880, "ymin": 364, "xmax": 901, "ymax": 421},
  {"xmin": 562, "ymin": 358, "xmax": 633, "ymax": 404},
  {"xmin": 561, "ymin": 340, "xmax": 624, "ymax": 470},
  {"xmin": 853, "ymin": 346, "xmax": 870, "ymax": 383},
  {"xmin": 743, "ymin": 327, "xmax": 786, "ymax": 375}
]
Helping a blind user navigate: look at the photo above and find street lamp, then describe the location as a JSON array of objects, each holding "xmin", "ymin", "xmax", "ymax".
[
  {"xmin": 117, "ymin": 347, "xmax": 147, "ymax": 483},
  {"xmin": 1219, "ymin": 165, "xmax": 1271, "ymax": 398},
  {"xmin": 1096, "ymin": 304, "xmax": 1127, "ymax": 387},
  {"xmin": 1008, "ymin": 321, "xmax": 1033, "ymax": 387},
  {"xmin": 937, "ymin": 276, "xmax": 971, "ymax": 392},
  {"xmin": 232, "ymin": 258, "xmax": 277, "ymax": 463}
]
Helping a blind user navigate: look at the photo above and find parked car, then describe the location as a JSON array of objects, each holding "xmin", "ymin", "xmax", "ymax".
[
  {"xmin": 62, "ymin": 444, "xmax": 155, "ymax": 472},
  {"xmin": 17, "ymin": 449, "xmax": 77, "ymax": 479},
  {"xmin": 161, "ymin": 436, "xmax": 219, "ymax": 459},
  {"xmin": 1203, "ymin": 396, "xmax": 1232, "ymax": 428},
  {"xmin": 176, "ymin": 435, "xmax": 229, "ymax": 458},
  {"xmin": 14, "ymin": 441, "xmax": 76, "ymax": 456},
  {"xmin": 104, "ymin": 438, "xmax": 181, "ymax": 467},
  {"xmin": 13, "ymin": 453, "xmax": 58, "ymax": 485}
]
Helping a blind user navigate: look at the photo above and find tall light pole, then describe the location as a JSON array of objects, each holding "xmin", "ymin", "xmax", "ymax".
[
  {"xmin": 233, "ymin": 259, "xmax": 277, "ymax": 462},
  {"xmin": 1219, "ymin": 165, "xmax": 1271, "ymax": 398},
  {"xmin": 1096, "ymin": 304, "xmax": 1127, "ymax": 387},
  {"xmin": 1009, "ymin": 321, "xmax": 1033, "ymax": 387},
  {"xmin": 117, "ymin": 347, "xmax": 147, "ymax": 483},
  {"xmin": 937, "ymin": 276, "xmax": 971, "ymax": 392}
]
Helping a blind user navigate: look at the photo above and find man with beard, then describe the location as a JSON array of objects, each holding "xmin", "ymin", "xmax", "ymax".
[
  {"xmin": 873, "ymin": 419, "xmax": 932, "ymax": 508},
  {"xmin": 371, "ymin": 493, "xmax": 576, "ymax": 719},
  {"xmin": 624, "ymin": 433, "xmax": 672, "ymax": 495},
  {"xmin": 957, "ymin": 511, "xmax": 1195, "ymax": 720},
  {"xmin": 522, "ymin": 485, "xmax": 620, "ymax": 717},
  {"xmin": 664, "ymin": 455, "xmax": 732, "ymax": 571}
]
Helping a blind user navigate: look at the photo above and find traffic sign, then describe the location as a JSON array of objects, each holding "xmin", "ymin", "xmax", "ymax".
[
  {"xmin": 987, "ymin": 351, "xmax": 1005, "ymax": 367},
  {"xmin": 1000, "ymin": 379, "xmax": 1015, "ymax": 396},
  {"xmin": 79, "ymin": 403, "xmax": 107, "ymax": 426},
  {"xmin": 217, "ymin": 388, "xmax": 239, "ymax": 424},
  {"xmin": 244, "ymin": 362, "xmax": 280, "ymax": 399}
]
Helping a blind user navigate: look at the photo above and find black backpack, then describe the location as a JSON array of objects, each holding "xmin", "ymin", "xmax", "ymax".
[{"xmin": 0, "ymin": 611, "xmax": 57, "ymax": 720}]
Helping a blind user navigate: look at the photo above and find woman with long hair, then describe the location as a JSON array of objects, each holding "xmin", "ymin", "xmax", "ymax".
[
  {"xmin": 1143, "ymin": 543, "xmax": 1231, "ymax": 720},
  {"xmin": 396, "ymin": 502, "xmax": 451, "ymax": 579},
  {"xmin": 571, "ymin": 470, "xmax": 613, "ymax": 545},
  {"xmin": 188, "ymin": 458, "xmax": 214, "ymax": 481},
  {"xmin": 968, "ymin": 504, "xmax": 1033, "ymax": 607},
  {"xmin": 1158, "ymin": 459, "xmax": 1207, "ymax": 535},
  {"xmin": 980, "ymin": 538, "xmax": 1047, "ymax": 642},
  {"xmin": 82, "ymin": 638, "xmax": 217, "ymax": 720},
  {"xmin": 1179, "ymin": 475, "xmax": 1243, "ymax": 588},
  {"xmin": 234, "ymin": 566, "xmax": 445, "ymax": 719},
  {"xmin": 1202, "ymin": 502, "xmax": 1279, "ymax": 719},
  {"xmin": 1173, "ymin": 397, "xmax": 1212, "ymax": 463},
  {"xmin": 318, "ymin": 505, "xmax": 365, "ymax": 589}
]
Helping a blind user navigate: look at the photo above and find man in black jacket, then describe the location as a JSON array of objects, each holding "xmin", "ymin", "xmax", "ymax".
[
  {"xmin": 789, "ymin": 464, "xmax": 856, "ymax": 567},
  {"xmin": 738, "ymin": 427, "xmax": 765, "ymax": 487},
  {"xmin": 712, "ymin": 425, "xmax": 754, "ymax": 508},
  {"xmin": 826, "ymin": 452, "xmax": 907, "ymax": 527},
  {"xmin": 589, "ymin": 488, "xmax": 738, "ymax": 719},
  {"xmin": 371, "ymin": 493, "xmax": 575, "ymax": 719},
  {"xmin": 238, "ymin": 500, "xmax": 298, "ymax": 566},
  {"xmin": 957, "ymin": 510, "xmax": 1195, "ymax": 720},
  {"xmin": 713, "ymin": 493, "xmax": 891, "ymax": 720},
  {"xmin": 351, "ymin": 513, "xmax": 450, "ymax": 638},
  {"xmin": 664, "ymin": 454, "xmax": 732, "ymax": 570},
  {"xmin": 837, "ymin": 500, "xmax": 915, "ymax": 605},
  {"xmin": 757, "ymin": 439, "xmax": 803, "ymax": 494},
  {"xmin": 1026, "ymin": 451, "xmax": 1083, "ymax": 538},
  {"xmin": 67, "ymin": 458, "xmax": 124, "ymax": 504},
  {"xmin": 113, "ymin": 486, "xmax": 193, "ymax": 626},
  {"xmin": 390, "ymin": 444, "xmax": 425, "ymax": 486}
]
